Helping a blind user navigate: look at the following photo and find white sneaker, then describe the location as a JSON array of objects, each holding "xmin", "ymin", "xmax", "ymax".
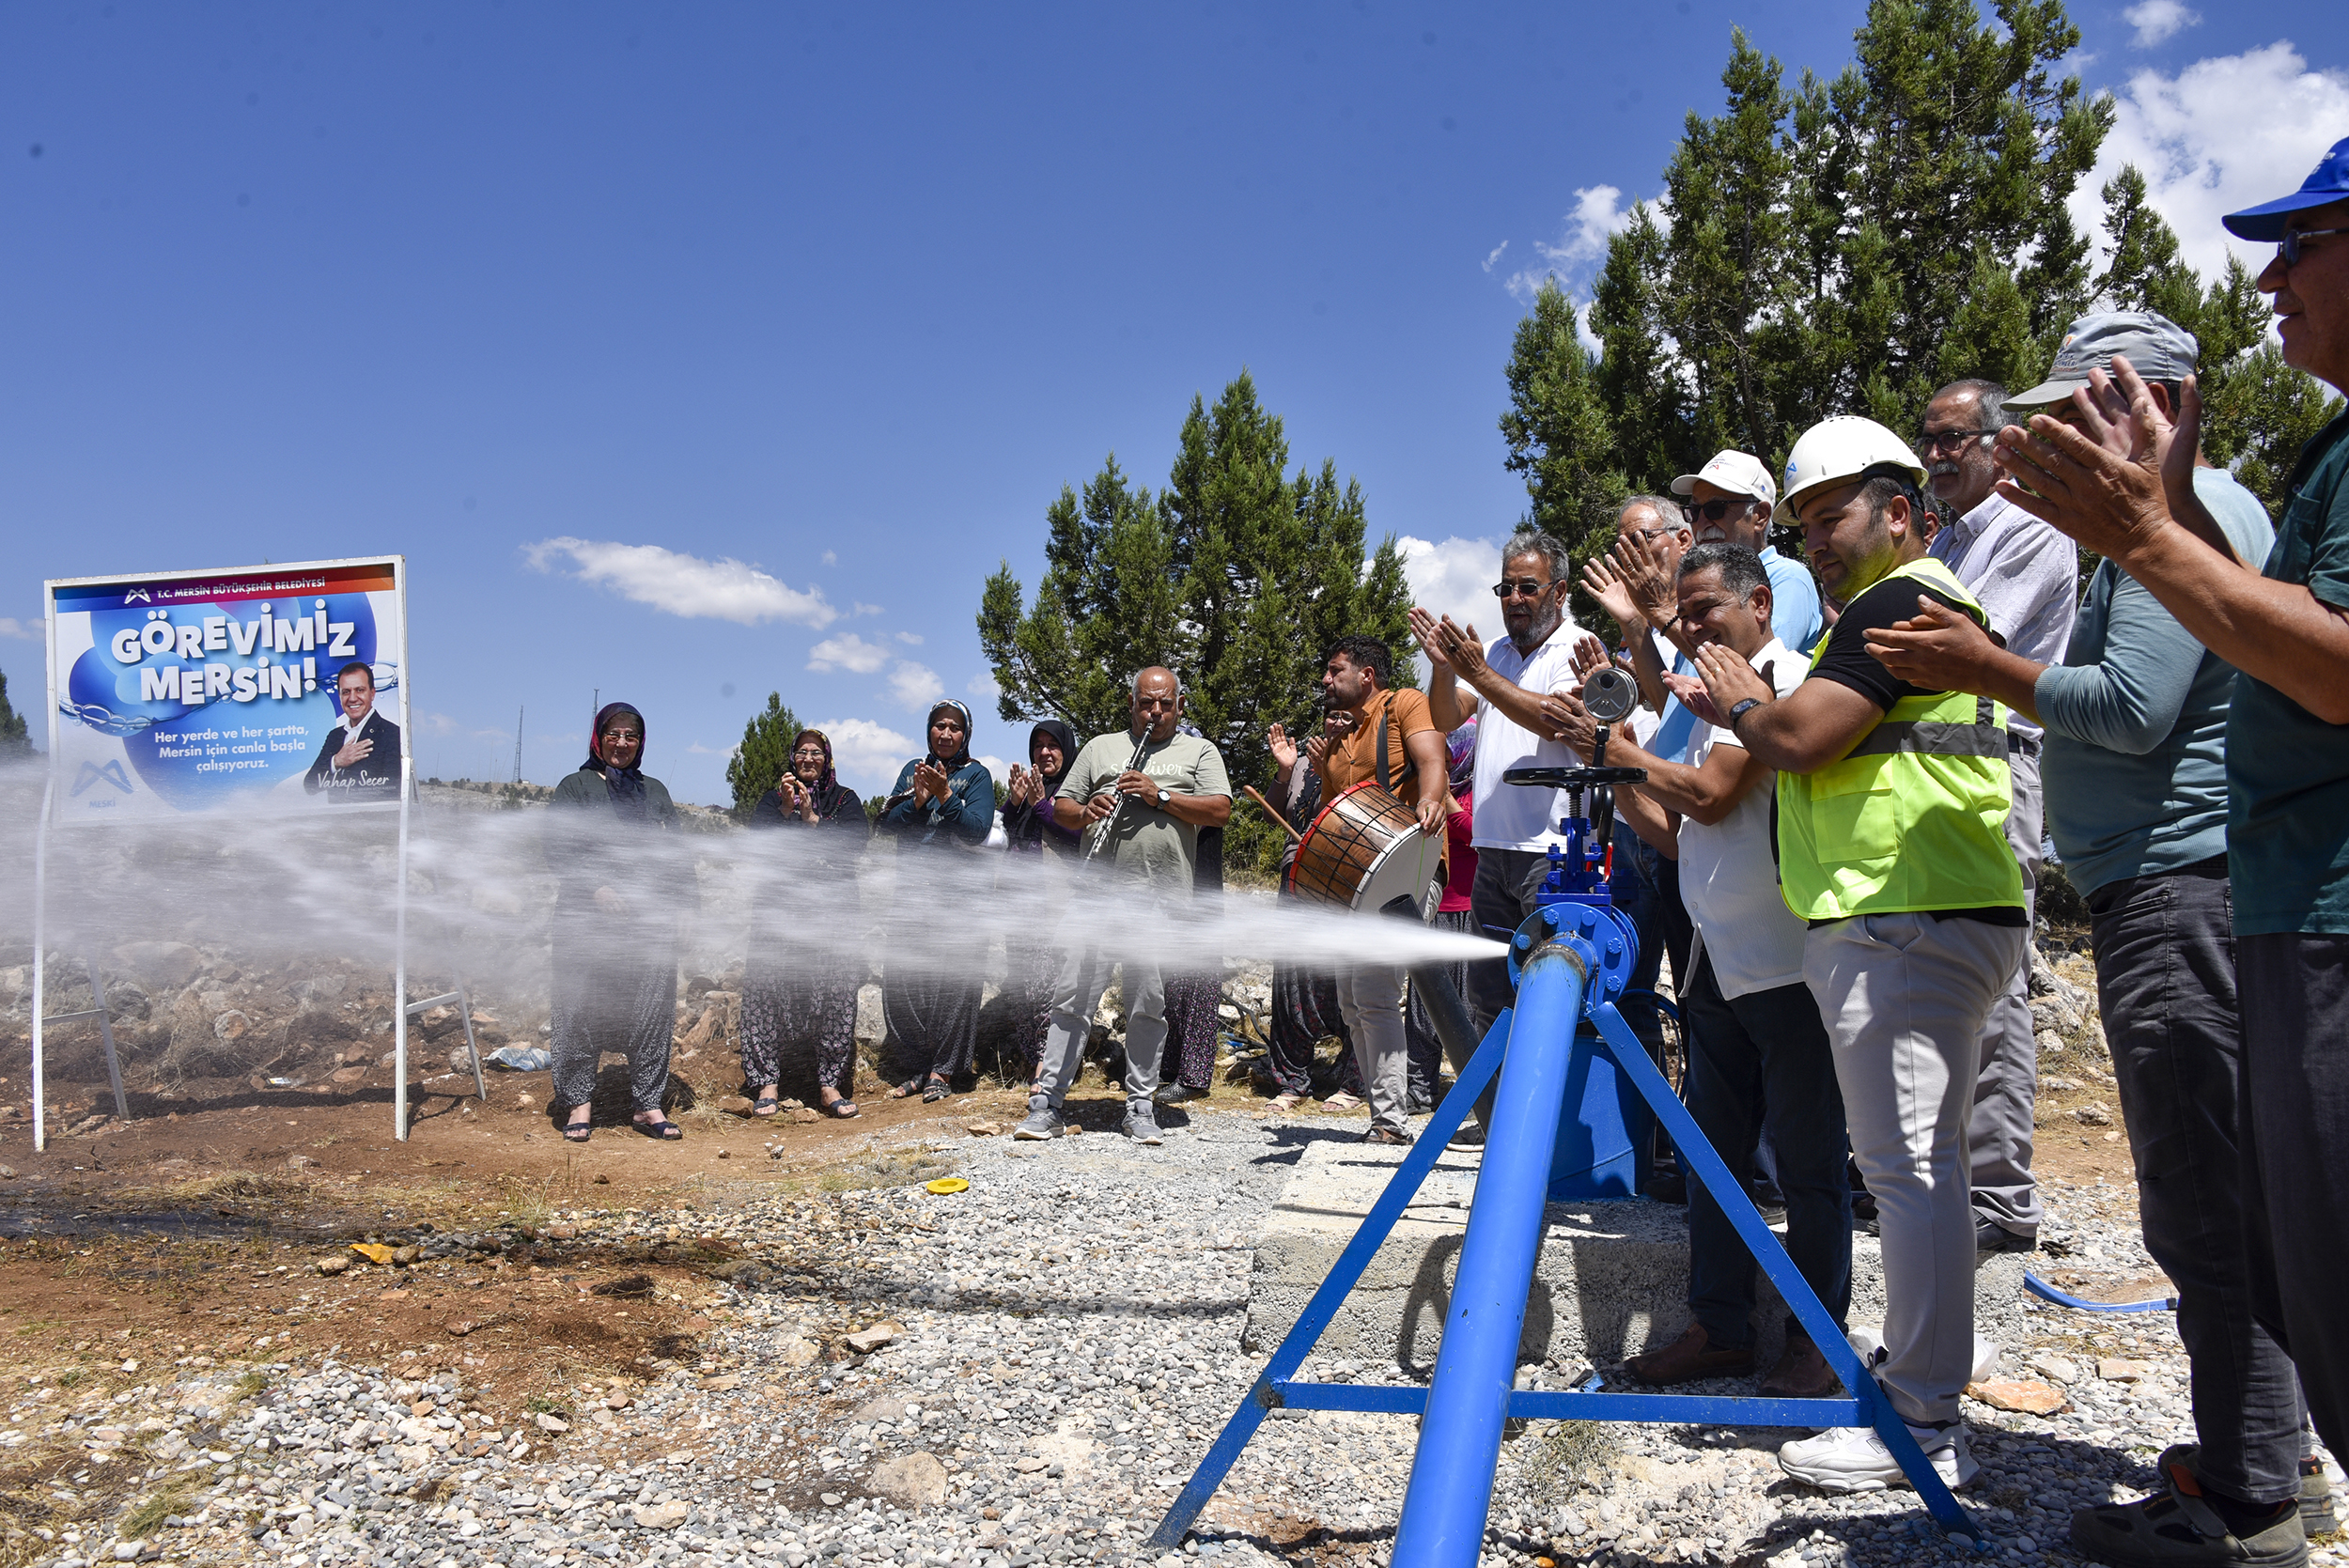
[
  {"xmin": 1844, "ymin": 1325, "xmax": 1999, "ymax": 1383},
  {"xmin": 1778, "ymin": 1422, "xmax": 1978, "ymax": 1494}
]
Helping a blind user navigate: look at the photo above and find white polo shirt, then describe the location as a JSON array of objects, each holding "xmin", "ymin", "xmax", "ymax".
[
  {"xmin": 1467, "ymin": 626, "xmax": 1586, "ymax": 853},
  {"xmin": 1673, "ymin": 636, "xmax": 1809, "ymax": 999}
]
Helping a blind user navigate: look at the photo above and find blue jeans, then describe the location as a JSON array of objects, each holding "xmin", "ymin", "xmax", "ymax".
[
  {"xmin": 1680, "ymin": 949, "xmax": 1853, "ymax": 1347},
  {"xmin": 1611, "ymin": 835, "xmax": 1688, "ymax": 1057},
  {"xmin": 2096, "ymin": 862, "xmax": 2307, "ymax": 1505}
]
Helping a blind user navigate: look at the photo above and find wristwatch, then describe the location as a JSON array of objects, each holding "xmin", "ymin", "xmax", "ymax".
[
  {"xmin": 1156, "ymin": 787, "xmax": 1172, "ymax": 809},
  {"xmin": 1727, "ymin": 698, "xmax": 1765, "ymax": 729}
]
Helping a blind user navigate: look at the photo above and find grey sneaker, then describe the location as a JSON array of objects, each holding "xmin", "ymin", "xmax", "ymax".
[
  {"xmin": 1122, "ymin": 1104, "xmax": 1164, "ymax": 1145},
  {"xmin": 1156, "ymin": 1083, "xmax": 1210, "ymax": 1106},
  {"xmin": 1012, "ymin": 1101, "xmax": 1066, "ymax": 1141}
]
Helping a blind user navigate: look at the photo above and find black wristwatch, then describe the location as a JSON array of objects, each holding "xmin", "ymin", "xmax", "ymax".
[
  {"xmin": 1156, "ymin": 787, "xmax": 1172, "ymax": 809},
  {"xmin": 1727, "ymin": 698, "xmax": 1765, "ymax": 730}
]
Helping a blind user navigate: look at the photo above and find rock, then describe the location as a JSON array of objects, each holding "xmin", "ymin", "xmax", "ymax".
[
  {"xmin": 286, "ymin": 1154, "xmax": 320, "ymax": 1171},
  {"xmin": 964, "ymin": 1121, "xmax": 1003, "ymax": 1138},
  {"xmin": 699, "ymin": 1374, "xmax": 742, "ymax": 1392},
  {"xmin": 316, "ymin": 1256, "xmax": 350, "ymax": 1276},
  {"xmin": 633, "ymin": 1500, "xmax": 691, "ymax": 1529},
  {"xmin": 718, "ymin": 1096, "xmax": 755, "ymax": 1117},
  {"xmin": 717, "ymin": 1147, "xmax": 731, "ymax": 1159},
  {"xmin": 855, "ymin": 985, "xmax": 884, "ymax": 1045},
  {"xmin": 791, "ymin": 1107, "xmax": 819, "ymax": 1125},
  {"xmin": 1965, "ymin": 1379, "xmax": 2068, "ymax": 1415},
  {"xmin": 853, "ymin": 1397, "xmax": 909, "ymax": 1423},
  {"xmin": 113, "ymin": 940, "xmax": 201, "ymax": 989},
  {"xmin": 869, "ymin": 1452, "xmax": 950, "ymax": 1510},
  {"xmin": 777, "ymin": 1337, "xmax": 821, "ymax": 1367},
  {"xmin": 0, "ymin": 1166, "xmax": 15, "ymax": 1180},
  {"xmin": 534, "ymin": 1412, "xmax": 570, "ymax": 1433},
  {"xmin": 391, "ymin": 1244, "xmax": 422, "ymax": 1265},
  {"xmin": 2099, "ymin": 1358, "xmax": 2149, "ymax": 1382},
  {"xmin": 2029, "ymin": 1353, "xmax": 2079, "ymax": 1385},
  {"xmin": 212, "ymin": 1009, "xmax": 252, "ymax": 1042},
  {"xmin": 2074, "ymin": 1102, "xmax": 2114, "ymax": 1126},
  {"xmin": 2042, "ymin": 1076, "xmax": 2080, "ymax": 1093},
  {"xmin": 329, "ymin": 1065, "xmax": 367, "ymax": 1085},
  {"xmin": 847, "ymin": 1321, "xmax": 904, "ymax": 1353},
  {"xmin": 67, "ymin": 1112, "xmax": 111, "ymax": 1136}
]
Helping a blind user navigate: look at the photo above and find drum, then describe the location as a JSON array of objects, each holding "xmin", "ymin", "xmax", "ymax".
[{"xmin": 1287, "ymin": 782, "xmax": 1439, "ymax": 918}]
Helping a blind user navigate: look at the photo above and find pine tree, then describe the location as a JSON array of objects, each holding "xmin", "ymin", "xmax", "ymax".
[
  {"xmin": 0, "ymin": 670, "xmax": 30, "ymax": 757},
  {"xmin": 724, "ymin": 692, "xmax": 801, "ymax": 819},
  {"xmin": 1500, "ymin": 282, "xmax": 1626, "ymax": 630},
  {"xmin": 980, "ymin": 372, "xmax": 1412, "ymax": 876}
]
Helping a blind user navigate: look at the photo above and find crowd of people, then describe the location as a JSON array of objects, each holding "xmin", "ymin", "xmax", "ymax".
[{"xmin": 532, "ymin": 140, "xmax": 2349, "ymax": 1567}]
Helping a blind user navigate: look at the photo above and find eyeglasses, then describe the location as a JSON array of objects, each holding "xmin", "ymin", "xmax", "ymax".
[
  {"xmin": 1491, "ymin": 578, "xmax": 1556, "ymax": 598},
  {"xmin": 791, "ymin": 748, "xmax": 826, "ymax": 760},
  {"xmin": 599, "ymin": 727, "xmax": 639, "ymax": 742},
  {"xmin": 1135, "ymin": 695, "xmax": 1178, "ymax": 709},
  {"xmin": 2279, "ymin": 228, "xmax": 2344, "ymax": 267},
  {"xmin": 1679, "ymin": 498, "xmax": 1755, "ymax": 524},
  {"xmin": 1915, "ymin": 428, "xmax": 1997, "ymax": 455}
]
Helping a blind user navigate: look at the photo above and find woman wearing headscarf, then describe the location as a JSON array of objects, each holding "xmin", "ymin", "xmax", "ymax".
[
  {"xmin": 548, "ymin": 703, "xmax": 685, "ymax": 1142},
  {"xmin": 1404, "ymin": 720, "xmax": 1480, "ymax": 1110},
  {"xmin": 993, "ymin": 719, "xmax": 1080, "ymax": 1086},
  {"xmin": 877, "ymin": 699, "xmax": 997, "ymax": 1101},
  {"xmin": 738, "ymin": 728, "xmax": 873, "ymax": 1118}
]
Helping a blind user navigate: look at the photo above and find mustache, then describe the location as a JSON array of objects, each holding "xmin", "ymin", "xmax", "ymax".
[{"xmin": 1929, "ymin": 461, "xmax": 1960, "ymax": 477}]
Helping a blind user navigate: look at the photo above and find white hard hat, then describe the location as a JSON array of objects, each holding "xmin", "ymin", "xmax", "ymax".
[{"xmin": 1772, "ymin": 416, "xmax": 1930, "ymax": 528}]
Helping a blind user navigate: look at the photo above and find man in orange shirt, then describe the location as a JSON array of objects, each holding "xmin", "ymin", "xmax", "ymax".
[{"xmin": 1311, "ymin": 634, "xmax": 1450, "ymax": 1143}]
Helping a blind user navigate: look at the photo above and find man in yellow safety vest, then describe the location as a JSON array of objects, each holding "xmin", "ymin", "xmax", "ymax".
[{"xmin": 1679, "ymin": 415, "xmax": 2026, "ymax": 1496}]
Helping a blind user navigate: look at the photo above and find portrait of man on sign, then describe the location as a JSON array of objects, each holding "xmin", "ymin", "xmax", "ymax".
[{"xmin": 303, "ymin": 660, "xmax": 402, "ymax": 802}]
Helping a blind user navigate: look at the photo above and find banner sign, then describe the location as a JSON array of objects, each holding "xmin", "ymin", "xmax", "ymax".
[{"xmin": 44, "ymin": 556, "xmax": 409, "ymax": 824}]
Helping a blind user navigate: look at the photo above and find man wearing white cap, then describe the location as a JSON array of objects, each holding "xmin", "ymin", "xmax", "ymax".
[
  {"xmin": 1672, "ymin": 449, "xmax": 1825, "ymax": 654},
  {"xmin": 1684, "ymin": 415, "xmax": 2025, "ymax": 1495},
  {"xmin": 1916, "ymin": 373, "xmax": 2079, "ymax": 1260}
]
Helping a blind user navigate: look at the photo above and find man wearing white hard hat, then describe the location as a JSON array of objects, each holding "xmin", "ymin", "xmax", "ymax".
[
  {"xmin": 1672, "ymin": 449, "xmax": 1825, "ymax": 654},
  {"xmin": 1916, "ymin": 375, "xmax": 2079, "ymax": 1263},
  {"xmin": 1680, "ymin": 415, "xmax": 2025, "ymax": 1495}
]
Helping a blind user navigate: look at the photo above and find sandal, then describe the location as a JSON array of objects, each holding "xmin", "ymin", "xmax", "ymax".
[
  {"xmin": 823, "ymin": 1098, "xmax": 860, "ymax": 1119},
  {"xmin": 922, "ymin": 1077, "xmax": 951, "ymax": 1104},
  {"xmin": 1264, "ymin": 1092, "xmax": 1303, "ymax": 1114},
  {"xmin": 563, "ymin": 1122, "xmax": 592, "ymax": 1143},
  {"xmin": 751, "ymin": 1095, "xmax": 780, "ymax": 1118},
  {"xmin": 632, "ymin": 1117, "xmax": 684, "ymax": 1141},
  {"xmin": 887, "ymin": 1079, "xmax": 921, "ymax": 1099}
]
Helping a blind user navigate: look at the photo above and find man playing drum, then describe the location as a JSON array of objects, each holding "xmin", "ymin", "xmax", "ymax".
[{"xmin": 1308, "ymin": 635, "xmax": 1450, "ymax": 1144}]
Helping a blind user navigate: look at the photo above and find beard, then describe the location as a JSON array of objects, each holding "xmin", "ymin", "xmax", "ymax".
[{"xmin": 1509, "ymin": 598, "xmax": 1563, "ymax": 654}]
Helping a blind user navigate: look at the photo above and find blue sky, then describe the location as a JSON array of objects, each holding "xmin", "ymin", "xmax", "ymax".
[{"xmin": 6, "ymin": 2, "xmax": 2344, "ymax": 801}]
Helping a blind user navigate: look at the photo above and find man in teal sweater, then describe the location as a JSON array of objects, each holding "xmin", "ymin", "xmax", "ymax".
[{"xmin": 1869, "ymin": 310, "xmax": 2325, "ymax": 1565}]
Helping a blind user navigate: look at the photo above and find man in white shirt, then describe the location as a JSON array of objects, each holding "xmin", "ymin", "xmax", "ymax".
[
  {"xmin": 1409, "ymin": 529, "xmax": 1595, "ymax": 1059},
  {"xmin": 1546, "ymin": 544, "xmax": 1852, "ymax": 1400},
  {"xmin": 1921, "ymin": 377, "xmax": 2080, "ymax": 1255}
]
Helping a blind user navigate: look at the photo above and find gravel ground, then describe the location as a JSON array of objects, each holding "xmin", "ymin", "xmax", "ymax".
[{"xmin": 19, "ymin": 1109, "xmax": 2343, "ymax": 1568}]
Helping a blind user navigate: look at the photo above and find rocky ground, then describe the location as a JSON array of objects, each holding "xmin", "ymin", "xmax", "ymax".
[{"xmin": 0, "ymin": 1087, "xmax": 2341, "ymax": 1568}]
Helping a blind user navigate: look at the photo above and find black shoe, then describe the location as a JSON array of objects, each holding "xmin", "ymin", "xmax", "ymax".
[
  {"xmin": 1647, "ymin": 1168, "xmax": 1687, "ymax": 1204},
  {"xmin": 1975, "ymin": 1217, "xmax": 2038, "ymax": 1253}
]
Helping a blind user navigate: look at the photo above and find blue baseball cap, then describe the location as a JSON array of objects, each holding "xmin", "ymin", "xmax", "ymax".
[{"xmin": 2223, "ymin": 134, "xmax": 2349, "ymax": 242}]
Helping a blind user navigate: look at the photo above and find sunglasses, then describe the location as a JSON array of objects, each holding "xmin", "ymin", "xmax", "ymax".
[
  {"xmin": 1679, "ymin": 497, "xmax": 1757, "ymax": 524},
  {"xmin": 1914, "ymin": 428, "xmax": 1997, "ymax": 455},
  {"xmin": 1491, "ymin": 578, "xmax": 1556, "ymax": 598},
  {"xmin": 2279, "ymin": 227, "xmax": 2344, "ymax": 267}
]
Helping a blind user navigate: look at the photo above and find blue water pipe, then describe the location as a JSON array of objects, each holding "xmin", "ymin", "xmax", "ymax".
[{"xmin": 2025, "ymin": 1272, "xmax": 2177, "ymax": 1314}]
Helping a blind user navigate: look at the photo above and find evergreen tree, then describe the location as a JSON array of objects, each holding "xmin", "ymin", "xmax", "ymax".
[
  {"xmin": 1512, "ymin": 0, "xmax": 2109, "ymax": 549},
  {"xmin": 724, "ymin": 691, "xmax": 801, "ymax": 818},
  {"xmin": 980, "ymin": 372, "xmax": 1412, "ymax": 876},
  {"xmin": 1500, "ymin": 282, "xmax": 1626, "ymax": 631},
  {"xmin": 0, "ymin": 670, "xmax": 29, "ymax": 757}
]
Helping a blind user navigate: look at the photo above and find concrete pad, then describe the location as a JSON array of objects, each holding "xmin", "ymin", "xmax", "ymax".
[{"xmin": 1244, "ymin": 1135, "xmax": 2026, "ymax": 1377}]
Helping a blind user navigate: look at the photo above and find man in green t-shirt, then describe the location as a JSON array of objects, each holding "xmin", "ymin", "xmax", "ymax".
[
  {"xmin": 1015, "ymin": 667, "xmax": 1232, "ymax": 1147},
  {"xmin": 1990, "ymin": 135, "xmax": 2349, "ymax": 1559}
]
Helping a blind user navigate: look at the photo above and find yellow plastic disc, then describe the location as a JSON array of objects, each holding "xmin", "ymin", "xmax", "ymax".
[
  {"xmin": 350, "ymin": 1242, "xmax": 396, "ymax": 1265},
  {"xmin": 924, "ymin": 1177, "xmax": 970, "ymax": 1195}
]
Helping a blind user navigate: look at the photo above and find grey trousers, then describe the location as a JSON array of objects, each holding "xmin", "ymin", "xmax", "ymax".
[
  {"xmin": 2237, "ymin": 931, "xmax": 2349, "ymax": 1468},
  {"xmin": 1805, "ymin": 912, "xmax": 2025, "ymax": 1424},
  {"xmin": 1334, "ymin": 963, "xmax": 1411, "ymax": 1133},
  {"xmin": 1033, "ymin": 947, "xmax": 1167, "ymax": 1110},
  {"xmin": 2091, "ymin": 862, "xmax": 2306, "ymax": 1506},
  {"xmin": 1969, "ymin": 741, "xmax": 2042, "ymax": 1239}
]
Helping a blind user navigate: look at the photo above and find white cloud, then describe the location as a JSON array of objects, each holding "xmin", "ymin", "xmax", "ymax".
[
  {"xmin": 887, "ymin": 660, "xmax": 944, "ymax": 709},
  {"xmin": 521, "ymin": 537, "xmax": 837, "ymax": 628},
  {"xmin": 894, "ymin": 631, "xmax": 925, "ymax": 645},
  {"xmin": 967, "ymin": 670, "xmax": 1001, "ymax": 699},
  {"xmin": 812, "ymin": 716, "xmax": 917, "ymax": 793},
  {"xmin": 1398, "ymin": 534, "xmax": 1507, "ymax": 658},
  {"xmin": 418, "ymin": 711, "xmax": 461, "ymax": 737},
  {"xmin": 1504, "ymin": 185, "xmax": 1641, "ymax": 303},
  {"xmin": 974, "ymin": 753, "xmax": 1008, "ymax": 781},
  {"xmin": 820, "ymin": 550, "xmax": 838, "ymax": 567},
  {"xmin": 0, "ymin": 616, "xmax": 40, "ymax": 640},
  {"xmin": 806, "ymin": 632, "xmax": 892, "ymax": 674},
  {"xmin": 1483, "ymin": 240, "xmax": 1509, "ymax": 272},
  {"xmin": 2123, "ymin": 0, "xmax": 2200, "ymax": 48},
  {"xmin": 851, "ymin": 601, "xmax": 885, "ymax": 617},
  {"xmin": 685, "ymin": 741, "xmax": 738, "ymax": 757},
  {"xmin": 2072, "ymin": 43, "xmax": 2349, "ymax": 287}
]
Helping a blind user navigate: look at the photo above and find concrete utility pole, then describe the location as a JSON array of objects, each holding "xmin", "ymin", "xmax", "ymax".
[{"xmin": 511, "ymin": 706, "xmax": 524, "ymax": 784}]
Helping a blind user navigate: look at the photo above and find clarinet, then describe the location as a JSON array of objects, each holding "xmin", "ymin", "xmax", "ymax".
[{"xmin": 1081, "ymin": 729, "xmax": 1156, "ymax": 864}]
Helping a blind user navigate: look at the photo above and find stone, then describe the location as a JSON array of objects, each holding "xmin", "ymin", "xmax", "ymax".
[
  {"xmin": 330, "ymin": 1065, "xmax": 367, "ymax": 1085},
  {"xmin": 535, "ymin": 1412, "xmax": 570, "ymax": 1433},
  {"xmin": 869, "ymin": 1452, "xmax": 950, "ymax": 1510},
  {"xmin": 213, "ymin": 1009, "xmax": 252, "ymax": 1042},
  {"xmin": 633, "ymin": 1500, "xmax": 691, "ymax": 1529},
  {"xmin": 2074, "ymin": 1102, "xmax": 2114, "ymax": 1126},
  {"xmin": 1965, "ymin": 1379, "xmax": 2068, "ymax": 1416},
  {"xmin": 2099, "ymin": 1358, "xmax": 2149, "ymax": 1383},
  {"xmin": 792, "ymin": 1108, "xmax": 820, "ymax": 1125},
  {"xmin": 777, "ymin": 1337, "xmax": 821, "ymax": 1367},
  {"xmin": 848, "ymin": 1321, "xmax": 903, "ymax": 1353},
  {"xmin": 2029, "ymin": 1354, "xmax": 2079, "ymax": 1385},
  {"xmin": 0, "ymin": 1166, "xmax": 15, "ymax": 1180},
  {"xmin": 113, "ymin": 940, "xmax": 201, "ymax": 989},
  {"xmin": 699, "ymin": 1374, "xmax": 743, "ymax": 1392},
  {"xmin": 316, "ymin": 1256, "xmax": 350, "ymax": 1276},
  {"xmin": 965, "ymin": 1121, "xmax": 1004, "ymax": 1138},
  {"xmin": 853, "ymin": 1397, "xmax": 909, "ymax": 1424}
]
